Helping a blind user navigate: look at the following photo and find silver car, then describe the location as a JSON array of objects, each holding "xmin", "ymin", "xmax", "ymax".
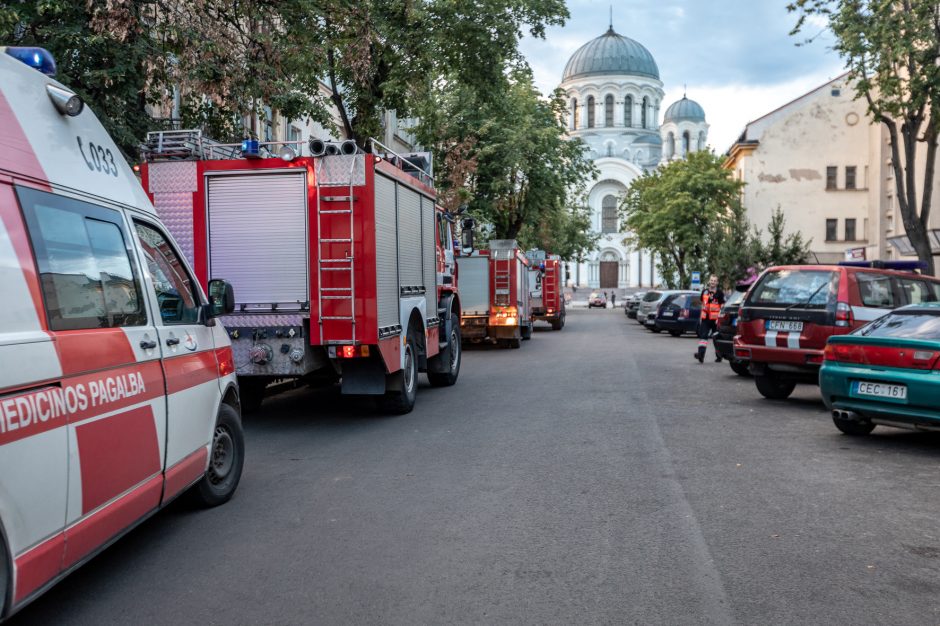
[{"xmin": 636, "ymin": 290, "xmax": 689, "ymax": 327}]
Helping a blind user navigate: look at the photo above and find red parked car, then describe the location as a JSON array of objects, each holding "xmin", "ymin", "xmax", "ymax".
[{"xmin": 734, "ymin": 261, "xmax": 940, "ymax": 399}]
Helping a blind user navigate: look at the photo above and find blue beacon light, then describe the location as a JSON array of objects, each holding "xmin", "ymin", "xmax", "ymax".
[{"xmin": 5, "ymin": 47, "xmax": 57, "ymax": 76}]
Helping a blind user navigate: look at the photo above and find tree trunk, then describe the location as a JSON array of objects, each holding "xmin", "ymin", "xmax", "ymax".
[{"xmin": 885, "ymin": 116, "xmax": 936, "ymax": 275}]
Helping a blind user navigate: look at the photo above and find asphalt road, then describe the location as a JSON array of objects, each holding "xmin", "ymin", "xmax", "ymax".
[{"xmin": 14, "ymin": 308, "xmax": 940, "ymax": 625}]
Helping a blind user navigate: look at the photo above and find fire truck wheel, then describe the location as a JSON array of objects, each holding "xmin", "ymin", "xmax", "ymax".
[
  {"xmin": 380, "ymin": 339, "xmax": 417, "ymax": 414},
  {"xmin": 193, "ymin": 403, "xmax": 245, "ymax": 507},
  {"xmin": 508, "ymin": 337, "xmax": 522, "ymax": 349},
  {"xmin": 428, "ymin": 325, "xmax": 461, "ymax": 387},
  {"xmin": 239, "ymin": 378, "xmax": 266, "ymax": 414}
]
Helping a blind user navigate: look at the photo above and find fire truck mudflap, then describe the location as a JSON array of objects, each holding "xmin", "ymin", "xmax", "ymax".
[{"xmin": 142, "ymin": 134, "xmax": 462, "ymax": 414}]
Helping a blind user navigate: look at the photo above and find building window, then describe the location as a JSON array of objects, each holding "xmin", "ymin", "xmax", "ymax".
[
  {"xmin": 826, "ymin": 166, "xmax": 838, "ymax": 190},
  {"xmin": 641, "ymin": 97, "xmax": 648, "ymax": 129},
  {"xmin": 624, "ymin": 95, "xmax": 633, "ymax": 127},
  {"xmin": 698, "ymin": 132, "xmax": 706, "ymax": 151},
  {"xmin": 587, "ymin": 96, "xmax": 595, "ymax": 128},
  {"xmin": 571, "ymin": 98, "xmax": 578, "ymax": 130},
  {"xmin": 831, "ymin": 87, "xmax": 841, "ymax": 97},
  {"xmin": 826, "ymin": 218, "xmax": 838, "ymax": 241},
  {"xmin": 666, "ymin": 132, "xmax": 675, "ymax": 159},
  {"xmin": 288, "ymin": 125, "xmax": 302, "ymax": 143},
  {"xmin": 845, "ymin": 218, "xmax": 857, "ymax": 242},
  {"xmin": 682, "ymin": 131, "xmax": 690, "ymax": 155},
  {"xmin": 604, "ymin": 94, "xmax": 614, "ymax": 127},
  {"xmin": 845, "ymin": 166, "xmax": 857, "ymax": 190},
  {"xmin": 263, "ymin": 106, "xmax": 274, "ymax": 142},
  {"xmin": 601, "ymin": 195, "xmax": 618, "ymax": 234}
]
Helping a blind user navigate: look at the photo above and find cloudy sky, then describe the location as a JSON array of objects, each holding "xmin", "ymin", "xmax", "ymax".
[{"xmin": 519, "ymin": 0, "xmax": 845, "ymax": 152}]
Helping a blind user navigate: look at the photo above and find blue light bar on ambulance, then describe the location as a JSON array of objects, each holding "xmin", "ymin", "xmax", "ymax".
[
  {"xmin": 839, "ymin": 260, "xmax": 928, "ymax": 272},
  {"xmin": 5, "ymin": 47, "xmax": 57, "ymax": 76}
]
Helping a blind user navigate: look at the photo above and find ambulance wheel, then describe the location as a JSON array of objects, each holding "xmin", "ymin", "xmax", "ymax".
[
  {"xmin": 754, "ymin": 374, "xmax": 796, "ymax": 400},
  {"xmin": 380, "ymin": 338, "xmax": 417, "ymax": 414},
  {"xmin": 193, "ymin": 403, "xmax": 244, "ymax": 507},
  {"xmin": 428, "ymin": 324, "xmax": 461, "ymax": 387}
]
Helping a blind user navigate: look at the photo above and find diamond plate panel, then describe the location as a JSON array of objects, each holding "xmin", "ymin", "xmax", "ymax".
[
  {"xmin": 148, "ymin": 161, "xmax": 197, "ymax": 193},
  {"xmin": 154, "ymin": 192, "xmax": 196, "ymax": 266},
  {"xmin": 318, "ymin": 155, "xmax": 366, "ymax": 187},
  {"xmin": 220, "ymin": 313, "xmax": 306, "ymax": 328}
]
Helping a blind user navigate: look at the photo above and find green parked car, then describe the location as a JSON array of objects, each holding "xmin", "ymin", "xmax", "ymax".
[{"xmin": 820, "ymin": 303, "xmax": 940, "ymax": 436}]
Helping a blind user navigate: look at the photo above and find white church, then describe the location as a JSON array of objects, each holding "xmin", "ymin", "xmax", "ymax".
[{"xmin": 561, "ymin": 25, "xmax": 709, "ymax": 289}]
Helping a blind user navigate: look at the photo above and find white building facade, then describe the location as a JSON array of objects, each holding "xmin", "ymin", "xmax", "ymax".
[{"xmin": 561, "ymin": 26, "xmax": 709, "ymax": 289}]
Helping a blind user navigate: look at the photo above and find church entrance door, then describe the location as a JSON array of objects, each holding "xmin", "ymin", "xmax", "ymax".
[{"xmin": 599, "ymin": 261, "xmax": 618, "ymax": 289}]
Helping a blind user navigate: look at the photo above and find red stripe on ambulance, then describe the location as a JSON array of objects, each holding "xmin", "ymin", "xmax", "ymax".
[
  {"xmin": 0, "ymin": 92, "xmax": 49, "ymax": 184},
  {"xmin": 163, "ymin": 447, "xmax": 209, "ymax": 502},
  {"xmin": 53, "ymin": 329, "xmax": 139, "ymax": 377},
  {"xmin": 164, "ymin": 350, "xmax": 220, "ymax": 394},
  {"xmin": 75, "ymin": 406, "xmax": 162, "ymax": 514},
  {"xmin": 12, "ymin": 533, "xmax": 64, "ymax": 604}
]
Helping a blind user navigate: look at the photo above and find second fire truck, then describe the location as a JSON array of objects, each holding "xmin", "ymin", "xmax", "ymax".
[
  {"xmin": 141, "ymin": 132, "xmax": 462, "ymax": 414},
  {"xmin": 526, "ymin": 250, "xmax": 566, "ymax": 331}
]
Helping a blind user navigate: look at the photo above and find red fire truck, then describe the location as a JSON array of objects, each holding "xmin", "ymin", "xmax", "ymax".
[
  {"xmin": 140, "ymin": 132, "xmax": 462, "ymax": 414},
  {"xmin": 526, "ymin": 250, "xmax": 566, "ymax": 331},
  {"xmin": 457, "ymin": 240, "xmax": 533, "ymax": 348}
]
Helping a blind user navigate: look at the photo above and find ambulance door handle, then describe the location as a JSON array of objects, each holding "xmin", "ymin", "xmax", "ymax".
[
  {"xmin": 165, "ymin": 337, "xmax": 180, "ymax": 346},
  {"xmin": 140, "ymin": 339, "xmax": 157, "ymax": 350}
]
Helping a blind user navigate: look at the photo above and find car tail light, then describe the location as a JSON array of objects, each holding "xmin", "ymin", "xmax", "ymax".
[
  {"xmin": 333, "ymin": 345, "xmax": 370, "ymax": 358},
  {"xmin": 735, "ymin": 347, "xmax": 751, "ymax": 359},
  {"xmin": 835, "ymin": 301, "xmax": 853, "ymax": 327},
  {"xmin": 823, "ymin": 343, "xmax": 864, "ymax": 363}
]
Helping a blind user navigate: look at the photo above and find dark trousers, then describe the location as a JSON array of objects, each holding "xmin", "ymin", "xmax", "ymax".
[{"xmin": 697, "ymin": 319, "xmax": 717, "ymax": 359}]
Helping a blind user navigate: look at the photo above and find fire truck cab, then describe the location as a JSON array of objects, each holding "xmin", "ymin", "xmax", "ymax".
[
  {"xmin": 0, "ymin": 47, "xmax": 243, "ymax": 618},
  {"xmin": 141, "ymin": 133, "xmax": 462, "ymax": 414}
]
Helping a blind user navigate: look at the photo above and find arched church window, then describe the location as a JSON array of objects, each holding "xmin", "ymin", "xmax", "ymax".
[
  {"xmin": 641, "ymin": 97, "xmax": 648, "ymax": 129},
  {"xmin": 666, "ymin": 132, "xmax": 675, "ymax": 159},
  {"xmin": 604, "ymin": 95, "xmax": 614, "ymax": 127},
  {"xmin": 571, "ymin": 98, "xmax": 578, "ymax": 130},
  {"xmin": 624, "ymin": 95, "xmax": 633, "ymax": 127},
  {"xmin": 682, "ymin": 131, "xmax": 690, "ymax": 155},
  {"xmin": 587, "ymin": 96, "xmax": 595, "ymax": 128},
  {"xmin": 601, "ymin": 195, "xmax": 618, "ymax": 234},
  {"xmin": 698, "ymin": 132, "xmax": 706, "ymax": 151}
]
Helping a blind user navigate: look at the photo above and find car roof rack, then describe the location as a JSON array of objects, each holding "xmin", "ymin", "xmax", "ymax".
[{"xmin": 838, "ymin": 260, "xmax": 927, "ymax": 272}]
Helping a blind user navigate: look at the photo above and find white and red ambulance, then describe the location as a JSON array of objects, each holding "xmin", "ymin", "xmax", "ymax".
[{"xmin": 0, "ymin": 47, "xmax": 244, "ymax": 618}]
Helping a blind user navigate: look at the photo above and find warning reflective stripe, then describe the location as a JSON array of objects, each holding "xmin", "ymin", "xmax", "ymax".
[
  {"xmin": 787, "ymin": 333, "xmax": 801, "ymax": 349},
  {"xmin": 765, "ymin": 330, "xmax": 778, "ymax": 347}
]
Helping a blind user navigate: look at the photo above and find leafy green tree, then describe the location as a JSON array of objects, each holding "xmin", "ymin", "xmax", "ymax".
[
  {"xmin": 789, "ymin": 0, "xmax": 940, "ymax": 275},
  {"xmin": 415, "ymin": 70, "xmax": 598, "ymax": 260},
  {"xmin": 621, "ymin": 151, "xmax": 744, "ymax": 288}
]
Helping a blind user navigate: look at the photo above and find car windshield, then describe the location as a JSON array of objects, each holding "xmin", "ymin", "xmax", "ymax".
[
  {"xmin": 854, "ymin": 311, "xmax": 940, "ymax": 340},
  {"xmin": 748, "ymin": 270, "xmax": 837, "ymax": 309},
  {"xmin": 643, "ymin": 291, "xmax": 661, "ymax": 302}
]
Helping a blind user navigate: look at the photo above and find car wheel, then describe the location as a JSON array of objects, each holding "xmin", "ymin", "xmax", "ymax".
[
  {"xmin": 380, "ymin": 337, "xmax": 418, "ymax": 414},
  {"xmin": 832, "ymin": 413, "xmax": 876, "ymax": 436},
  {"xmin": 651, "ymin": 327, "xmax": 662, "ymax": 334},
  {"xmin": 668, "ymin": 330, "xmax": 682, "ymax": 337},
  {"xmin": 754, "ymin": 374, "xmax": 796, "ymax": 400},
  {"xmin": 428, "ymin": 322, "xmax": 461, "ymax": 387},
  {"xmin": 729, "ymin": 360, "xmax": 751, "ymax": 377},
  {"xmin": 193, "ymin": 403, "xmax": 245, "ymax": 507}
]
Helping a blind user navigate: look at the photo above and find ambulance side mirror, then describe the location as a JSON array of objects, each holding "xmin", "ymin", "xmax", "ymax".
[{"xmin": 207, "ymin": 279, "xmax": 235, "ymax": 319}]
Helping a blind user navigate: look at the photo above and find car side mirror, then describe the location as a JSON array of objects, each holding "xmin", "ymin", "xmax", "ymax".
[{"xmin": 207, "ymin": 279, "xmax": 235, "ymax": 318}]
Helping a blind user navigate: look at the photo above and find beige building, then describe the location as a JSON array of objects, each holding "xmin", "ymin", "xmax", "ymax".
[{"xmin": 724, "ymin": 75, "xmax": 940, "ymax": 265}]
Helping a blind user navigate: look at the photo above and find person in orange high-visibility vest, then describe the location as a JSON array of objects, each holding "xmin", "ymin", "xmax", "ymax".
[{"xmin": 695, "ymin": 274, "xmax": 725, "ymax": 364}]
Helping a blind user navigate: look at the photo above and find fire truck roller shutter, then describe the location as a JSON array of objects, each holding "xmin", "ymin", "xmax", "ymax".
[
  {"xmin": 421, "ymin": 196, "xmax": 436, "ymax": 320},
  {"xmin": 397, "ymin": 186, "xmax": 422, "ymax": 291},
  {"xmin": 375, "ymin": 175, "xmax": 399, "ymax": 329},
  {"xmin": 458, "ymin": 256, "xmax": 490, "ymax": 316},
  {"xmin": 206, "ymin": 173, "xmax": 308, "ymax": 305}
]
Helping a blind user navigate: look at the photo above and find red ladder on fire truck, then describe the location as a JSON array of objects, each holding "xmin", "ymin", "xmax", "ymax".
[
  {"xmin": 493, "ymin": 254, "xmax": 512, "ymax": 307},
  {"xmin": 315, "ymin": 156, "xmax": 361, "ymax": 345},
  {"xmin": 544, "ymin": 262, "xmax": 558, "ymax": 308}
]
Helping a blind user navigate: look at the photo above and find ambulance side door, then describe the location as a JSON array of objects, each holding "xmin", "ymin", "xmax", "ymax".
[
  {"xmin": 131, "ymin": 218, "xmax": 220, "ymax": 500},
  {"xmin": 15, "ymin": 187, "xmax": 167, "ymax": 578}
]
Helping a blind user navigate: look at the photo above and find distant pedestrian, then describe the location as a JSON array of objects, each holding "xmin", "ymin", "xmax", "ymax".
[
  {"xmin": 695, "ymin": 275, "xmax": 725, "ymax": 364},
  {"xmin": 610, "ymin": 292, "xmax": 616, "ymax": 308}
]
